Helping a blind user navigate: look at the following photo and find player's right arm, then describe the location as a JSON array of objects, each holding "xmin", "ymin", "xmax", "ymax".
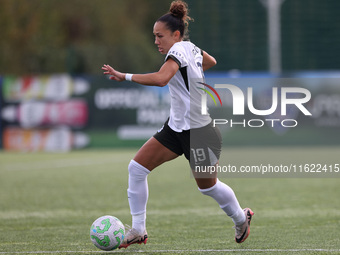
[
  {"xmin": 102, "ymin": 58, "xmax": 179, "ymax": 87},
  {"xmin": 202, "ymin": 51, "xmax": 217, "ymax": 71}
]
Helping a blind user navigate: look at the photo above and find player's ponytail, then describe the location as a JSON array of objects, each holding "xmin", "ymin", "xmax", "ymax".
[{"xmin": 157, "ymin": 0, "xmax": 193, "ymax": 39}]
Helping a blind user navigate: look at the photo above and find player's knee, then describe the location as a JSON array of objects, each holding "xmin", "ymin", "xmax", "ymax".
[
  {"xmin": 196, "ymin": 178, "xmax": 218, "ymax": 191},
  {"xmin": 128, "ymin": 160, "xmax": 150, "ymax": 180},
  {"xmin": 198, "ymin": 178, "xmax": 219, "ymax": 196}
]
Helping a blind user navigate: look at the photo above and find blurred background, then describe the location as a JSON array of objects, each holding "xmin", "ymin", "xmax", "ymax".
[{"xmin": 1, "ymin": 0, "xmax": 340, "ymax": 152}]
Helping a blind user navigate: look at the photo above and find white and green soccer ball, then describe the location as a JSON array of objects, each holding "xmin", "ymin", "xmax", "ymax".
[{"xmin": 90, "ymin": 215, "xmax": 125, "ymax": 251}]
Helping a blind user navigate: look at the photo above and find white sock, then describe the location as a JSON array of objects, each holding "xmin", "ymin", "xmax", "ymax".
[
  {"xmin": 127, "ymin": 160, "xmax": 150, "ymax": 234},
  {"xmin": 132, "ymin": 213, "xmax": 146, "ymax": 234},
  {"xmin": 199, "ymin": 179, "xmax": 246, "ymax": 226}
]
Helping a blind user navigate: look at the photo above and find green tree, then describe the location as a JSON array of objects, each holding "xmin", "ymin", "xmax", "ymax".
[{"xmin": 0, "ymin": 0, "xmax": 169, "ymax": 75}]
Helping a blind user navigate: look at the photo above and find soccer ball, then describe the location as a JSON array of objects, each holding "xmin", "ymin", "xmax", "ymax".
[{"xmin": 90, "ymin": 215, "xmax": 125, "ymax": 251}]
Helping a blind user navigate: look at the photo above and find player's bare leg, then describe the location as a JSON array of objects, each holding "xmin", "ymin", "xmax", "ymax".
[
  {"xmin": 119, "ymin": 137, "xmax": 178, "ymax": 249},
  {"xmin": 134, "ymin": 137, "xmax": 179, "ymax": 171}
]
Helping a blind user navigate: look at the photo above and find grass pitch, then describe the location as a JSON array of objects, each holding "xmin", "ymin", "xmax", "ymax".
[{"xmin": 0, "ymin": 148, "xmax": 339, "ymax": 254}]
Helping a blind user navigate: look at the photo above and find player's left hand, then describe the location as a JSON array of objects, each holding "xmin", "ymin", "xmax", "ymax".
[{"xmin": 102, "ymin": 64, "xmax": 125, "ymax": 82}]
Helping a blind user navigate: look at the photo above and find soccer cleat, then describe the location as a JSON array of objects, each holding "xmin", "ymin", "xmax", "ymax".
[
  {"xmin": 234, "ymin": 208, "xmax": 254, "ymax": 243},
  {"xmin": 119, "ymin": 228, "xmax": 148, "ymax": 249}
]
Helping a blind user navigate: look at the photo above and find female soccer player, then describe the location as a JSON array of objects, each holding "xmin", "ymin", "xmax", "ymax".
[{"xmin": 102, "ymin": 0, "xmax": 253, "ymax": 248}]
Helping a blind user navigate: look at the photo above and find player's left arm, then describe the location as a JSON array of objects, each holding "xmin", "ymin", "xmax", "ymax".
[
  {"xmin": 102, "ymin": 58, "xmax": 179, "ymax": 87},
  {"xmin": 202, "ymin": 50, "xmax": 217, "ymax": 71}
]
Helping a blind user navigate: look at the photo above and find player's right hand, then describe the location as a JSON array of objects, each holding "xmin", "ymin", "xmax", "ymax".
[{"xmin": 102, "ymin": 64, "xmax": 125, "ymax": 82}]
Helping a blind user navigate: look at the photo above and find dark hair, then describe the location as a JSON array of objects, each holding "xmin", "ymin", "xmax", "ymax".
[{"xmin": 157, "ymin": 0, "xmax": 193, "ymax": 39}]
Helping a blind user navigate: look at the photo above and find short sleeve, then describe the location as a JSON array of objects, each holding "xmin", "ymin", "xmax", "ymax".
[{"xmin": 165, "ymin": 43, "xmax": 188, "ymax": 68}]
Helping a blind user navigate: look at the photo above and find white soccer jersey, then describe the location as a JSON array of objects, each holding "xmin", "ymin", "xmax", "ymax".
[{"xmin": 165, "ymin": 41, "xmax": 212, "ymax": 132}]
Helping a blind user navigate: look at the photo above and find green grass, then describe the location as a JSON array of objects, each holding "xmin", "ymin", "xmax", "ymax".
[{"xmin": 0, "ymin": 148, "xmax": 339, "ymax": 254}]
